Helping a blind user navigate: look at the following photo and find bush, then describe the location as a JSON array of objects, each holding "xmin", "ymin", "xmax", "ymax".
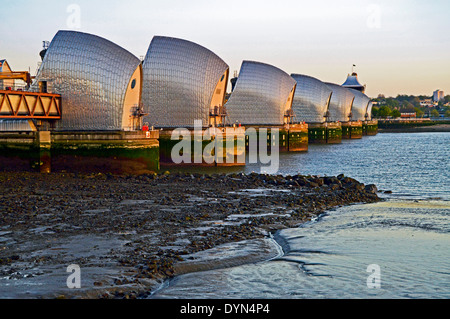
[
  {"xmin": 391, "ymin": 109, "xmax": 401, "ymax": 118},
  {"xmin": 445, "ymin": 109, "xmax": 450, "ymax": 118},
  {"xmin": 431, "ymin": 109, "xmax": 440, "ymax": 118},
  {"xmin": 378, "ymin": 106, "xmax": 392, "ymax": 118}
]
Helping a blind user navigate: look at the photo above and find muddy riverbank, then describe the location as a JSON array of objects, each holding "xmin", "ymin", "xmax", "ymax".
[
  {"xmin": 0, "ymin": 171, "xmax": 380, "ymax": 299},
  {"xmin": 378, "ymin": 123, "xmax": 450, "ymax": 133}
]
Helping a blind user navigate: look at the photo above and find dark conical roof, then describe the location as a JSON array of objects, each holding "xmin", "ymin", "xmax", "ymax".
[{"xmin": 342, "ymin": 72, "xmax": 365, "ymax": 93}]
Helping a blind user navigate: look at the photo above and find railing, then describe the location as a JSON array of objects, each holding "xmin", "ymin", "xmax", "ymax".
[
  {"xmin": 0, "ymin": 83, "xmax": 29, "ymax": 92},
  {"xmin": 378, "ymin": 118, "xmax": 431, "ymax": 122}
]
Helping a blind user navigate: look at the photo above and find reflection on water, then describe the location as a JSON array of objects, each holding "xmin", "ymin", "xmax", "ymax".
[
  {"xmin": 38, "ymin": 150, "xmax": 51, "ymax": 173},
  {"xmin": 0, "ymin": 149, "xmax": 159, "ymax": 175},
  {"xmin": 153, "ymin": 133, "xmax": 450, "ymax": 299},
  {"xmin": 166, "ymin": 133, "xmax": 449, "ymax": 200},
  {"xmin": 153, "ymin": 200, "xmax": 450, "ymax": 299}
]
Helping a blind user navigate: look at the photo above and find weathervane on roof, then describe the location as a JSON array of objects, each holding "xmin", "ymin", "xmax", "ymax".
[{"xmin": 352, "ymin": 64, "xmax": 356, "ymax": 75}]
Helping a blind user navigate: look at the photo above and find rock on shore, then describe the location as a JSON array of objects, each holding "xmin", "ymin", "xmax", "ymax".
[{"xmin": 0, "ymin": 171, "xmax": 380, "ymax": 299}]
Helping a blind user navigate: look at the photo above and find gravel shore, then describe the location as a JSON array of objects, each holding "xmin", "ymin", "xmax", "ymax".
[{"xmin": 0, "ymin": 171, "xmax": 380, "ymax": 299}]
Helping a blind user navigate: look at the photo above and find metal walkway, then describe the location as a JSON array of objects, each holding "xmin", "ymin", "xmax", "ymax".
[{"xmin": 0, "ymin": 90, "xmax": 61, "ymax": 119}]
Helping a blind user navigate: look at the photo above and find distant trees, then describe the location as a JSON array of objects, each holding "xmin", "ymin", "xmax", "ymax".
[
  {"xmin": 414, "ymin": 107, "xmax": 424, "ymax": 118},
  {"xmin": 371, "ymin": 94, "xmax": 449, "ymax": 119},
  {"xmin": 431, "ymin": 109, "xmax": 440, "ymax": 118},
  {"xmin": 378, "ymin": 106, "xmax": 392, "ymax": 118},
  {"xmin": 385, "ymin": 98, "xmax": 399, "ymax": 109},
  {"xmin": 400, "ymin": 101, "xmax": 415, "ymax": 111},
  {"xmin": 412, "ymin": 97, "xmax": 421, "ymax": 108},
  {"xmin": 391, "ymin": 109, "xmax": 401, "ymax": 118},
  {"xmin": 396, "ymin": 95, "xmax": 421, "ymax": 108},
  {"xmin": 445, "ymin": 95, "xmax": 450, "ymax": 103},
  {"xmin": 445, "ymin": 109, "xmax": 450, "ymax": 118},
  {"xmin": 372, "ymin": 106, "xmax": 379, "ymax": 117}
]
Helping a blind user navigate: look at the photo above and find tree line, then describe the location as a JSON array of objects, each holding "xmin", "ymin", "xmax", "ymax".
[{"xmin": 371, "ymin": 94, "xmax": 450, "ymax": 118}]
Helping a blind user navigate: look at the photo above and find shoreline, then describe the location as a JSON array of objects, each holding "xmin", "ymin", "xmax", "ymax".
[
  {"xmin": 378, "ymin": 123, "xmax": 450, "ymax": 133},
  {"xmin": 0, "ymin": 171, "xmax": 380, "ymax": 299}
]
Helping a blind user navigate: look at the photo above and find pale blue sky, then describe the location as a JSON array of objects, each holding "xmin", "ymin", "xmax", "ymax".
[{"xmin": 1, "ymin": 0, "xmax": 449, "ymax": 97}]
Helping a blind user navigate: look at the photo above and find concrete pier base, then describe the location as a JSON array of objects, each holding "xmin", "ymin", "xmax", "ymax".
[
  {"xmin": 308, "ymin": 122, "xmax": 342, "ymax": 144},
  {"xmin": 286, "ymin": 123, "xmax": 308, "ymax": 152},
  {"xmin": 0, "ymin": 130, "xmax": 160, "ymax": 174},
  {"xmin": 244, "ymin": 124, "xmax": 308, "ymax": 153},
  {"xmin": 342, "ymin": 121, "xmax": 363, "ymax": 139},
  {"xmin": 0, "ymin": 132, "xmax": 40, "ymax": 171},
  {"xmin": 363, "ymin": 120, "xmax": 378, "ymax": 136},
  {"xmin": 308, "ymin": 123, "xmax": 327, "ymax": 144},
  {"xmin": 159, "ymin": 127, "xmax": 246, "ymax": 166}
]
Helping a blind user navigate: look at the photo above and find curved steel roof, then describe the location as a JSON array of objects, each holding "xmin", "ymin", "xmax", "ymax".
[
  {"xmin": 225, "ymin": 61, "xmax": 296, "ymax": 125},
  {"xmin": 349, "ymin": 89, "xmax": 370, "ymax": 121},
  {"xmin": 0, "ymin": 59, "xmax": 13, "ymax": 90},
  {"xmin": 291, "ymin": 74, "xmax": 332, "ymax": 123},
  {"xmin": 325, "ymin": 83, "xmax": 355, "ymax": 122},
  {"xmin": 366, "ymin": 101, "xmax": 374, "ymax": 120},
  {"xmin": 32, "ymin": 30, "xmax": 140, "ymax": 131},
  {"xmin": 0, "ymin": 60, "xmax": 11, "ymax": 72},
  {"xmin": 141, "ymin": 36, "xmax": 229, "ymax": 128}
]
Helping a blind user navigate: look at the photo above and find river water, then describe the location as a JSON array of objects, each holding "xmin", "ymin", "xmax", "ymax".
[{"xmin": 154, "ymin": 132, "xmax": 450, "ymax": 299}]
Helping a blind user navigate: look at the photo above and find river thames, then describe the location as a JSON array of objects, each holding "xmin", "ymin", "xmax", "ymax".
[{"xmin": 154, "ymin": 132, "xmax": 450, "ymax": 299}]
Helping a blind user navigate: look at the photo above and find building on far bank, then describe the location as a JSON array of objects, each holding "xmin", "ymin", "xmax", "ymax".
[
  {"xmin": 420, "ymin": 99, "xmax": 435, "ymax": 107},
  {"xmin": 401, "ymin": 112, "xmax": 416, "ymax": 118},
  {"xmin": 433, "ymin": 90, "xmax": 444, "ymax": 102}
]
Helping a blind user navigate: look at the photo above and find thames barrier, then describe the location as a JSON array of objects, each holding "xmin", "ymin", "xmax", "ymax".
[{"xmin": 0, "ymin": 30, "xmax": 377, "ymax": 173}]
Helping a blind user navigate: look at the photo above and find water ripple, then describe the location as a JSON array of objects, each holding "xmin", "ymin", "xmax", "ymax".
[{"xmin": 152, "ymin": 133, "xmax": 450, "ymax": 299}]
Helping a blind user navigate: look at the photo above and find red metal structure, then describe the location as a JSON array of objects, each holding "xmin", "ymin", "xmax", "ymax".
[
  {"xmin": 0, "ymin": 71, "xmax": 32, "ymax": 86},
  {"xmin": 0, "ymin": 90, "xmax": 62, "ymax": 119}
]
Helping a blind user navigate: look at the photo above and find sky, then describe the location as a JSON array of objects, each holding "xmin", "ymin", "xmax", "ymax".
[{"xmin": 1, "ymin": 0, "xmax": 449, "ymax": 98}]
